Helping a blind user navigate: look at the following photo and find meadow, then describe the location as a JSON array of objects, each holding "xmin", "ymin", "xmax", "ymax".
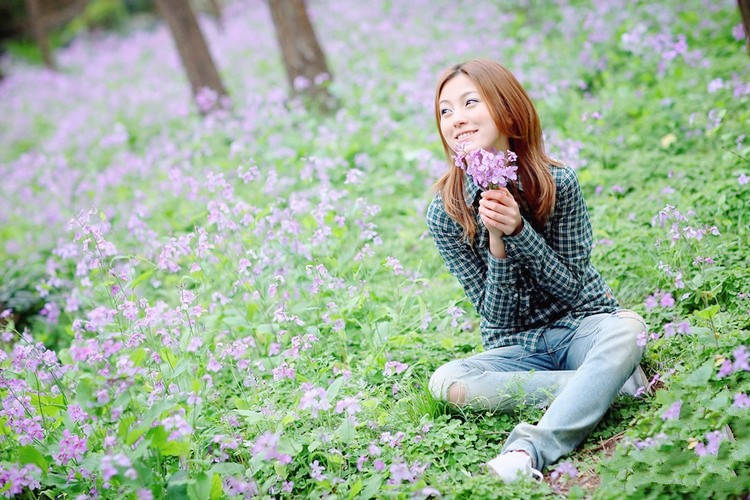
[{"xmin": 0, "ymin": 0, "xmax": 748, "ymax": 497}]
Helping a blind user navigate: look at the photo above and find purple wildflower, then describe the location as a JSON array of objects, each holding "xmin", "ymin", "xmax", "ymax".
[
  {"xmin": 549, "ymin": 461, "xmax": 578, "ymax": 480},
  {"xmin": 739, "ymin": 173, "xmax": 749, "ymax": 185},
  {"xmin": 299, "ymin": 387, "xmax": 330, "ymax": 417},
  {"xmin": 733, "ymin": 393, "xmax": 750, "ymax": 408},
  {"xmin": 694, "ymin": 430, "xmax": 724, "ymax": 457},
  {"xmin": 383, "ymin": 360, "xmax": 408, "ymax": 376},
  {"xmin": 309, "ymin": 460, "xmax": 326, "ymax": 481},
  {"xmin": 453, "ymin": 147, "xmax": 518, "ymax": 190},
  {"xmin": 661, "ymin": 400, "xmax": 682, "ymax": 421},
  {"xmin": 55, "ymin": 430, "xmax": 88, "ymax": 465}
]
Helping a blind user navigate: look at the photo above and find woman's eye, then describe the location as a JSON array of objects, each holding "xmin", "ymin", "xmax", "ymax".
[
  {"xmin": 466, "ymin": 98, "xmax": 478, "ymax": 106},
  {"xmin": 440, "ymin": 108, "xmax": 451, "ymax": 116}
]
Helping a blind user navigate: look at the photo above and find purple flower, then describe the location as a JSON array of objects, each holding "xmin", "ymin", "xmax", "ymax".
[
  {"xmin": 694, "ymin": 430, "xmax": 724, "ymax": 457},
  {"xmin": 453, "ymin": 147, "xmax": 518, "ymax": 190},
  {"xmin": 299, "ymin": 387, "xmax": 330, "ymax": 417},
  {"xmin": 55, "ymin": 430, "xmax": 88, "ymax": 465},
  {"xmin": 335, "ymin": 396, "xmax": 362, "ymax": 416},
  {"xmin": 549, "ymin": 461, "xmax": 578, "ymax": 480},
  {"xmin": 707, "ymin": 79, "xmax": 724, "ymax": 94},
  {"xmin": 309, "ymin": 460, "xmax": 326, "ymax": 481},
  {"xmin": 733, "ymin": 23, "xmax": 747, "ymax": 42},
  {"xmin": 733, "ymin": 346, "xmax": 749, "ymax": 371},
  {"xmin": 251, "ymin": 432, "xmax": 292, "ymax": 464},
  {"xmin": 659, "ymin": 293, "xmax": 675, "ymax": 308},
  {"xmin": 386, "ymin": 256, "xmax": 404, "ymax": 275},
  {"xmin": 733, "ymin": 393, "xmax": 750, "ymax": 408},
  {"xmin": 716, "ymin": 359, "xmax": 734, "ymax": 379},
  {"xmin": 383, "ymin": 360, "xmax": 408, "ymax": 376},
  {"xmin": 636, "ymin": 330, "xmax": 648, "ymax": 348},
  {"xmin": 661, "ymin": 400, "xmax": 682, "ymax": 421}
]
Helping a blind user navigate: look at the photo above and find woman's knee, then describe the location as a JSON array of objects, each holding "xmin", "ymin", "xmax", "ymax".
[{"xmin": 428, "ymin": 360, "xmax": 470, "ymax": 405}]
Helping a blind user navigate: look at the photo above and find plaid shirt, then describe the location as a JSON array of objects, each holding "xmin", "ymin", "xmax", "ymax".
[{"xmin": 426, "ymin": 166, "xmax": 619, "ymax": 351}]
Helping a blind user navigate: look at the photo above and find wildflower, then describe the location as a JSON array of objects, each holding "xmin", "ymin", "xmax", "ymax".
[
  {"xmin": 251, "ymin": 432, "xmax": 292, "ymax": 464},
  {"xmin": 299, "ymin": 387, "xmax": 331, "ymax": 417},
  {"xmin": 549, "ymin": 461, "xmax": 578, "ymax": 480},
  {"xmin": 309, "ymin": 460, "xmax": 326, "ymax": 481},
  {"xmin": 694, "ymin": 430, "xmax": 723, "ymax": 457},
  {"xmin": 373, "ymin": 460, "xmax": 386, "ymax": 471},
  {"xmin": 383, "ymin": 360, "xmax": 408, "ymax": 376},
  {"xmin": 386, "ymin": 256, "xmax": 405, "ymax": 275},
  {"xmin": 453, "ymin": 146, "xmax": 518, "ymax": 190},
  {"xmin": 739, "ymin": 173, "xmax": 749, "ymax": 185},
  {"xmin": 0, "ymin": 464, "xmax": 41, "ymax": 497},
  {"xmin": 707, "ymin": 79, "xmax": 724, "ymax": 93},
  {"xmin": 636, "ymin": 330, "xmax": 648, "ymax": 348},
  {"xmin": 733, "ymin": 393, "xmax": 750, "ymax": 408},
  {"xmin": 661, "ymin": 400, "xmax": 682, "ymax": 421},
  {"xmin": 335, "ymin": 396, "xmax": 362, "ymax": 416}
]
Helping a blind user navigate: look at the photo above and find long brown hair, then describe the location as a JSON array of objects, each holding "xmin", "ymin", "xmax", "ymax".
[{"xmin": 433, "ymin": 59, "xmax": 560, "ymax": 243}]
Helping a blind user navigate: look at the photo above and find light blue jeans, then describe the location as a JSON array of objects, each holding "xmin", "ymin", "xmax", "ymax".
[{"xmin": 428, "ymin": 310, "xmax": 646, "ymax": 471}]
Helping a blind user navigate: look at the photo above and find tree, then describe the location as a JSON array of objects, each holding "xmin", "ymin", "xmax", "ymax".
[
  {"xmin": 267, "ymin": 0, "xmax": 336, "ymax": 113},
  {"xmin": 154, "ymin": 0, "xmax": 228, "ymax": 114},
  {"xmin": 25, "ymin": 0, "xmax": 55, "ymax": 69},
  {"xmin": 740, "ymin": 0, "xmax": 750, "ymax": 53}
]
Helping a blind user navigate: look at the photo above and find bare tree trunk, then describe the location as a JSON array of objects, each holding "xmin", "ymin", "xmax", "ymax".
[
  {"xmin": 154, "ymin": 0, "xmax": 228, "ymax": 114},
  {"xmin": 26, "ymin": 0, "xmax": 55, "ymax": 69},
  {"xmin": 740, "ymin": 0, "xmax": 750, "ymax": 53},
  {"xmin": 208, "ymin": 0, "xmax": 224, "ymax": 30},
  {"xmin": 268, "ymin": 0, "xmax": 336, "ymax": 113}
]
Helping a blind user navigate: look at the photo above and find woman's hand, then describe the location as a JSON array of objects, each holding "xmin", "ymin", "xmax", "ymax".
[{"xmin": 478, "ymin": 188, "xmax": 523, "ymax": 238}]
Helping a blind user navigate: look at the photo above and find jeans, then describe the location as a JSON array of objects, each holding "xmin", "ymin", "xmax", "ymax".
[{"xmin": 428, "ymin": 310, "xmax": 646, "ymax": 471}]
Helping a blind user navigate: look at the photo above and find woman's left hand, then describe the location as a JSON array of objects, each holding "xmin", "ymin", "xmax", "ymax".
[{"xmin": 479, "ymin": 188, "xmax": 523, "ymax": 237}]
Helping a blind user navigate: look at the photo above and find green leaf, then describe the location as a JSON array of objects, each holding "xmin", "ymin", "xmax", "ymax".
[
  {"xmin": 188, "ymin": 472, "xmax": 211, "ymax": 500},
  {"xmin": 682, "ymin": 361, "xmax": 714, "ymax": 387},
  {"xmin": 234, "ymin": 410, "xmax": 264, "ymax": 425},
  {"xmin": 361, "ymin": 474, "xmax": 383, "ymax": 499},
  {"xmin": 326, "ymin": 377, "xmax": 344, "ymax": 401},
  {"xmin": 208, "ymin": 463, "xmax": 246, "ymax": 476},
  {"xmin": 18, "ymin": 446, "xmax": 48, "ymax": 471},
  {"xmin": 337, "ymin": 418, "xmax": 356, "ymax": 443},
  {"xmin": 348, "ymin": 478, "xmax": 363, "ymax": 500},
  {"xmin": 694, "ymin": 304, "xmax": 720, "ymax": 320},
  {"xmin": 210, "ymin": 473, "xmax": 224, "ymax": 500}
]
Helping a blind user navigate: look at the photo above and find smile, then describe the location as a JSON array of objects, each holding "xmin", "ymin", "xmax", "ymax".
[{"xmin": 456, "ymin": 130, "xmax": 477, "ymax": 140}]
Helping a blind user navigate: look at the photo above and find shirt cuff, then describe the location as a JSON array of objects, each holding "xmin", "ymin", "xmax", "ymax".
[
  {"xmin": 504, "ymin": 217, "xmax": 546, "ymax": 257},
  {"xmin": 486, "ymin": 250, "xmax": 515, "ymax": 286}
]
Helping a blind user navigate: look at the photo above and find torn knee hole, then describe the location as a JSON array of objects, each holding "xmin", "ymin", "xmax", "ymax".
[{"xmin": 447, "ymin": 382, "xmax": 468, "ymax": 405}]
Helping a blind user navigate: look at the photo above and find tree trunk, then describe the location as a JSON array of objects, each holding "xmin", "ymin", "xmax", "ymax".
[
  {"xmin": 154, "ymin": 0, "xmax": 228, "ymax": 114},
  {"xmin": 740, "ymin": 0, "xmax": 750, "ymax": 53},
  {"xmin": 208, "ymin": 0, "xmax": 224, "ymax": 30},
  {"xmin": 267, "ymin": 0, "xmax": 336, "ymax": 113},
  {"xmin": 26, "ymin": 0, "xmax": 55, "ymax": 69}
]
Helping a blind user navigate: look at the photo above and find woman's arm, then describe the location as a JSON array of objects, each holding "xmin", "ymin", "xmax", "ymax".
[
  {"xmin": 503, "ymin": 167, "xmax": 592, "ymax": 306},
  {"xmin": 426, "ymin": 197, "xmax": 519, "ymax": 327}
]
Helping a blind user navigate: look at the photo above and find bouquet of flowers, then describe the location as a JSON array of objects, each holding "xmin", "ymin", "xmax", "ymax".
[{"xmin": 453, "ymin": 146, "xmax": 518, "ymax": 190}]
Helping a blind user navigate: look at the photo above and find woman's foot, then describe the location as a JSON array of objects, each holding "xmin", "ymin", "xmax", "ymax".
[{"xmin": 486, "ymin": 451, "xmax": 543, "ymax": 482}]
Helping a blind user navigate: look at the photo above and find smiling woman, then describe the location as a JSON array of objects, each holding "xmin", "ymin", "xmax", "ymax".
[{"xmin": 425, "ymin": 58, "xmax": 648, "ymax": 482}]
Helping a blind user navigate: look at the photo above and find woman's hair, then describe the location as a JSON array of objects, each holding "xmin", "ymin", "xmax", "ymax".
[{"xmin": 433, "ymin": 59, "xmax": 561, "ymax": 243}]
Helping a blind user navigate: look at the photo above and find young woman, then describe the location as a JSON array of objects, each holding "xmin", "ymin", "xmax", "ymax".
[{"xmin": 426, "ymin": 59, "xmax": 647, "ymax": 481}]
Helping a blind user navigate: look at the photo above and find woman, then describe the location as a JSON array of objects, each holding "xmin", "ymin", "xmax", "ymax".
[{"xmin": 426, "ymin": 59, "xmax": 647, "ymax": 481}]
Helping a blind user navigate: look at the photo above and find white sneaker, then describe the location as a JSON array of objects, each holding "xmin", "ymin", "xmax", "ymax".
[{"xmin": 486, "ymin": 451, "xmax": 543, "ymax": 482}]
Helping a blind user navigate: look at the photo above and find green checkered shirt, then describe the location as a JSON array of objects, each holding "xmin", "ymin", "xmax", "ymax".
[{"xmin": 426, "ymin": 166, "xmax": 619, "ymax": 351}]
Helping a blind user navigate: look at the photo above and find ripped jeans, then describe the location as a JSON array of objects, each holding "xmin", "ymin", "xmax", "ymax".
[{"xmin": 428, "ymin": 310, "xmax": 646, "ymax": 471}]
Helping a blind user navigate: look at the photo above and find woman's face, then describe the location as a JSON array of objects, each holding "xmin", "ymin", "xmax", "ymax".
[{"xmin": 438, "ymin": 74, "xmax": 509, "ymax": 154}]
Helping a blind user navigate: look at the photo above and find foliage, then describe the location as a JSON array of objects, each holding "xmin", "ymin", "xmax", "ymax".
[{"xmin": 0, "ymin": 0, "xmax": 748, "ymax": 498}]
